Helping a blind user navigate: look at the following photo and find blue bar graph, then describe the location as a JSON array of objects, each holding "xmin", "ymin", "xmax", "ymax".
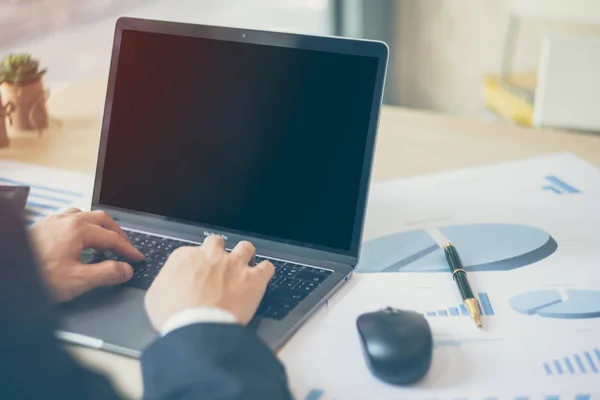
[
  {"xmin": 545, "ymin": 349, "xmax": 600, "ymax": 375},
  {"xmin": 28, "ymin": 201, "xmax": 62, "ymax": 210},
  {"xmin": 514, "ymin": 397, "xmax": 530, "ymax": 400},
  {"xmin": 575, "ymin": 395, "xmax": 591, "ymax": 400},
  {"xmin": 0, "ymin": 176, "xmax": 83, "ymax": 226},
  {"xmin": 0, "ymin": 177, "xmax": 81, "ymax": 196},
  {"xmin": 425, "ymin": 292, "xmax": 494, "ymax": 318},
  {"xmin": 544, "ymin": 176, "xmax": 581, "ymax": 194},
  {"xmin": 22, "ymin": 192, "xmax": 72, "ymax": 203}
]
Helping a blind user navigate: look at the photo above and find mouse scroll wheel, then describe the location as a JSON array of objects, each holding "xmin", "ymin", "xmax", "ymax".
[{"xmin": 383, "ymin": 306, "xmax": 397, "ymax": 314}]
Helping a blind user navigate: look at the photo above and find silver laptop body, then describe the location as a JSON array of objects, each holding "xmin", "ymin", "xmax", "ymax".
[{"xmin": 58, "ymin": 17, "xmax": 388, "ymax": 358}]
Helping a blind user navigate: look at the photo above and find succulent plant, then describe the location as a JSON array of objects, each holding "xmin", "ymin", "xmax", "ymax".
[{"xmin": 0, "ymin": 53, "xmax": 46, "ymax": 85}]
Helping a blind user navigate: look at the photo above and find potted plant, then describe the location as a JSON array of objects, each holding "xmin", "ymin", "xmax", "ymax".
[
  {"xmin": 0, "ymin": 53, "xmax": 49, "ymax": 133},
  {"xmin": 0, "ymin": 94, "xmax": 8, "ymax": 148}
]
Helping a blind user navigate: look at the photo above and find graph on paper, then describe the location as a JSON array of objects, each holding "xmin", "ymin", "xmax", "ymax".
[
  {"xmin": 425, "ymin": 292, "xmax": 494, "ymax": 318},
  {"xmin": 0, "ymin": 176, "xmax": 83, "ymax": 226},
  {"xmin": 303, "ymin": 387, "xmax": 595, "ymax": 400},
  {"xmin": 544, "ymin": 349, "xmax": 600, "ymax": 375},
  {"xmin": 290, "ymin": 155, "xmax": 600, "ymax": 400},
  {"xmin": 356, "ymin": 223, "xmax": 557, "ymax": 273},
  {"xmin": 543, "ymin": 175, "xmax": 581, "ymax": 195},
  {"xmin": 510, "ymin": 290, "xmax": 600, "ymax": 319}
]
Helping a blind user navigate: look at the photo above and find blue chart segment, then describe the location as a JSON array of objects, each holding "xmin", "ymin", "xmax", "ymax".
[
  {"xmin": 510, "ymin": 290, "xmax": 600, "ymax": 319},
  {"xmin": 544, "ymin": 348, "xmax": 600, "ymax": 375},
  {"xmin": 304, "ymin": 389, "xmax": 324, "ymax": 400},
  {"xmin": 356, "ymin": 223, "xmax": 557, "ymax": 273},
  {"xmin": 543, "ymin": 175, "xmax": 581, "ymax": 195},
  {"xmin": 425, "ymin": 293, "xmax": 494, "ymax": 318},
  {"xmin": 0, "ymin": 177, "xmax": 82, "ymax": 226}
]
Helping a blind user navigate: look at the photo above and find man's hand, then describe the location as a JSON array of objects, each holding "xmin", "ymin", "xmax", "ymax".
[
  {"xmin": 145, "ymin": 235, "xmax": 275, "ymax": 331},
  {"xmin": 30, "ymin": 208, "xmax": 144, "ymax": 302}
]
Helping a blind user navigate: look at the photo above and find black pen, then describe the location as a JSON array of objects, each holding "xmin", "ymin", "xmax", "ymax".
[{"xmin": 443, "ymin": 242, "xmax": 482, "ymax": 328}]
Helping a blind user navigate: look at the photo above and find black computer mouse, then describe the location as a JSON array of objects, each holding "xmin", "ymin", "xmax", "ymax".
[{"xmin": 356, "ymin": 307, "xmax": 433, "ymax": 385}]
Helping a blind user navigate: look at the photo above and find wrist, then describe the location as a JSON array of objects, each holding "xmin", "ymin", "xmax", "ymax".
[{"xmin": 160, "ymin": 307, "xmax": 240, "ymax": 336}]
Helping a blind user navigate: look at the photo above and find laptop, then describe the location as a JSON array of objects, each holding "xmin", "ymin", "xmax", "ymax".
[{"xmin": 57, "ymin": 17, "xmax": 388, "ymax": 357}]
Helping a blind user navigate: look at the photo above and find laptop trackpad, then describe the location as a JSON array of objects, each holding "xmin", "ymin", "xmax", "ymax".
[{"xmin": 57, "ymin": 286, "xmax": 157, "ymax": 356}]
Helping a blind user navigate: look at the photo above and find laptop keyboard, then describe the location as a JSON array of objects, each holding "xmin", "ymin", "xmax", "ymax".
[{"xmin": 81, "ymin": 230, "xmax": 333, "ymax": 320}]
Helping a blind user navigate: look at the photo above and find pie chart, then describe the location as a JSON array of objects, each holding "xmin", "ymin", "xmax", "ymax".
[
  {"xmin": 356, "ymin": 223, "xmax": 557, "ymax": 273},
  {"xmin": 509, "ymin": 290, "xmax": 600, "ymax": 319}
]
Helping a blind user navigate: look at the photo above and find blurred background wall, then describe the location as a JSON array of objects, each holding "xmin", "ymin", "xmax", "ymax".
[{"xmin": 3, "ymin": 0, "xmax": 600, "ymax": 130}]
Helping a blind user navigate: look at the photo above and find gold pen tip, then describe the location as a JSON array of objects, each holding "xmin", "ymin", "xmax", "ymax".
[
  {"xmin": 444, "ymin": 242, "xmax": 453, "ymax": 249},
  {"xmin": 464, "ymin": 298, "xmax": 482, "ymax": 328}
]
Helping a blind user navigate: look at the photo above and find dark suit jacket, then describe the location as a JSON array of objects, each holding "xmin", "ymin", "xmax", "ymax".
[{"xmin": 0, "ymin": 200, "xmax": 292, "ymax": 400}]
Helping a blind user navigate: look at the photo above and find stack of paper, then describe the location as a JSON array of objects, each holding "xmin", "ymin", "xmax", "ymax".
[
  {"xmin": 281, "ymin": 153, "xmax": 600, "ymax": 400},
  {"xmin": 0, "ymin": 160, "xmax": 93, "ymax": 225}
]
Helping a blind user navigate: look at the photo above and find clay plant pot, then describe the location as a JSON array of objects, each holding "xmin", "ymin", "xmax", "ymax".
[
  {"xmin": 0, "ymin": 77, "xmax": 49, "ymax": 133},
  {"xmin": 0, "ymin": 93, "xmax": 8, "ymax": 147},
  {"xmin": 0, "ymin": 112, "xmax": 8, "ymax": 148}
]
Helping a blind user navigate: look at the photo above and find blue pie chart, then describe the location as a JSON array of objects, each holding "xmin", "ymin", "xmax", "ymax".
[
  {"xmin": 356, "ymin": 223, "xmax": 557, "ymax": 273},
  {"xmin": 509, "ymin": 290, "xmax": 600, "ymax": 319}
]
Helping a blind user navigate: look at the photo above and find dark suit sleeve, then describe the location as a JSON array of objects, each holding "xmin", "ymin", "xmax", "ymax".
[
  {"xmin": 141, "ymin": 323, "xmax": 293, "ymax": 400},
  {"xmin": 0, "ymin": 200, "xmax": 122, "ymax": 400}
]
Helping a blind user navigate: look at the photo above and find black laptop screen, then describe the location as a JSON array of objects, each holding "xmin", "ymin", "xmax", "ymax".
[{"xmin": 99, "ymin": 29, "xmax": 379, "ymax": 252}]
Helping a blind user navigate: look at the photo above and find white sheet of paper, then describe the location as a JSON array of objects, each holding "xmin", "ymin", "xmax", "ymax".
[
  {"xmin": 281, "ymin": 153, "xmax": 600, "ymax": 400},
  {"xmin": 0, "ymin": 160, "xmax": 93, "ymax": 224}
]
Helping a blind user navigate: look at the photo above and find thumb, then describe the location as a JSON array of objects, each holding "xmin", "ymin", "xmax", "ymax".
[
  {"xmin": 83, "ymin": 260, "xmax": 134, "ymax": 289},
  {"xmin": 252, "ymin": 260, "xmax": 275, "ymax": 287}
]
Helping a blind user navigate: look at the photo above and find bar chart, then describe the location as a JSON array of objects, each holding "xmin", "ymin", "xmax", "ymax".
[
  {"xmin": 543, "ymin": 175, "xmax": 581, "ymax": 195},
  {"xmin": 425, "ymin": 292, "xmax": 494, "ymax": 318},
  {"xmin": 544, "ymin": 349, "xmax": 600, "ymax": 375},
  {"xmin": 0, "ymin": 176, "xmax": 83, "ymax": 226}
]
